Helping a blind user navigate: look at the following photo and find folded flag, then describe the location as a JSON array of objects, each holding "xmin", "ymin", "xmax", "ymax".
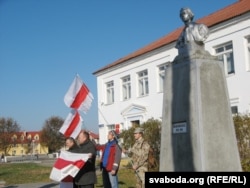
[
  {"xmin": 64, "ymin": 74, "xmax": 94, "ymax": 113},
  {"xmin": 50, "ymin": 150, "xmax": 89, "ymax": 182},
  {"xmin": 59, "ymin": 110, "xmax": 83, "ymax": 139}
]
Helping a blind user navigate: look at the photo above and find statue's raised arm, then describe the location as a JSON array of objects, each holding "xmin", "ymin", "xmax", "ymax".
[{"xmin": 175, "ymin": 7, "xmax": 209, "ymax": 49}]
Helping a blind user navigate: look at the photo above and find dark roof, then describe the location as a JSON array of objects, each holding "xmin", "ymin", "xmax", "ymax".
[
  {"xmin": 93, "ymin": 0, "xmax": 250, "ymax": 75},
  {"xmin": 85, "ymin": 130, "xmax": 99, "ymax": 139}
]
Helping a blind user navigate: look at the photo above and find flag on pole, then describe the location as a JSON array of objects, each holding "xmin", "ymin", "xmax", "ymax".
[
  {"xmin": 64, "ymin": 75, "xmax": 94, "ymax": 113},
  {"xmin": 49, "ymin": 150, "xmax": 89, "ymax": 182},
  {"xmin": 59, "ymin": 110, "xmax": 83, "ymax": 139}
]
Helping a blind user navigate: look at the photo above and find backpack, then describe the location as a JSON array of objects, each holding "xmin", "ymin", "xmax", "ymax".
[
  {"xmin": 148, "ymin": 147, "xmax": 158, "ymax": 171},
  {"xmin": 142, "ymin": 141, "xmax": 158, "ymax": 171}
]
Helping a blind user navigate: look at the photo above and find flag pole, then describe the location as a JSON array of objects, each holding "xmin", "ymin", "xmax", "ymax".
[{"xmin": 97, "ymin": 106, "xmax": 109, "ymax": 125}]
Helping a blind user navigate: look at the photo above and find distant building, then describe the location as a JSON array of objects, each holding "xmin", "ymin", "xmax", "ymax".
[
  {"xmin": 93, "ymin": 0, "xmax": 250, "ymax": 144},
  {"xmin": 0, "ymin": 131, "xmax": 48, "ymax": 156},
  {"xmin": 88, "ymin": 130, "xmax": 99, "ymax": 144}
]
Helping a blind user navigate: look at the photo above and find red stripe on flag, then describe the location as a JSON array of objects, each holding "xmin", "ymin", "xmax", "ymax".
[
  {"xmin": 74, "ymin": 159, "xmax": 86, "ymax": 168},
  {"xmin": 53, "ymin": 157, "xmax": 86, "ymax": 170},
  {"xmin": 54, "ymin": 158, "xmax": 76, "ymax": 169},
  {"xmin": 70, "ymin": 83, "xmax": 89, "ymax": 109},
  {"xmin": 64, "ymin": 112, "xmax": 80, "ymax": 137}
]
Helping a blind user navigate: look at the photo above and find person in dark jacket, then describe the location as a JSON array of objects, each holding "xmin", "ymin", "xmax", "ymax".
[
  {"xmin": 74, "ymin": 131, "xmax": 97, "ymax": 188},
  {"xmin": 65, "ymin": 137, "xmax": 79, "ymax": 152},
  {"xmin": 97, "ymin": 130, "xmax": 122, "ymax": 188}
]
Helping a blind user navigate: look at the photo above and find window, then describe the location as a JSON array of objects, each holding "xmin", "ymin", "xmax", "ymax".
[
  {"xmin": 122, "ymin": 76, "xmax": 131, "ymax": 100},
  {"xmin": 158, "ymin": 64, "xmax": 168, "ymax": 92},
  {"xmin": 12, "ymin": 136, "xmax": 17, "ymax": 147},
  {"xmin": 246, "ymin": 36, "xmax": 250, "ymax": 71},
  {"xmin": 115, "ymin": 124, "xmax": 120, "ymax": 134},
  {"xmin": 106, "ymin": 81, "xmax": 114, "ymax": 104},
  {"xmin": 107, "ymin": 124, "xmax": 115, "ymax": 131},
  {"xmin": 34, "ymin": 135, "xmax": 39, "ymax": 140},
  {"xmin": 231, "ymin": 106, "xmax": 238, "ymax": 115},
  {"xmin": 138, "ymin": 70, "xmax": 149, "ymax": 97},
  {"xmin": 215, "ymin": 42, "xmax": 235, "ymax": 75}
]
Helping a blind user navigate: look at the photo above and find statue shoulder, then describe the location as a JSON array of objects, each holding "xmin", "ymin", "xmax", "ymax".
[{"xmin": 194, "ymin": 23, "xmax": 209, "ymax": 41}]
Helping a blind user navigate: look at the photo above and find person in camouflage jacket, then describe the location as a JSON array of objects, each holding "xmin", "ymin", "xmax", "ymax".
[{"xmin": 129, "ymin": 127, "xmax": 150, "ymax": 188}]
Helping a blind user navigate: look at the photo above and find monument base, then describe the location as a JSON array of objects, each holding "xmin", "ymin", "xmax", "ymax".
[{"xmin": 160, "ymin": 51, "xmax": 242, "ymax": 171}]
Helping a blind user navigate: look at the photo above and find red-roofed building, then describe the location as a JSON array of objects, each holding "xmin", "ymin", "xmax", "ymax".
[
  {"xmin": 1, "ymin": 131, "xmax": 48, "ymax": 156},
  {"xmin": 88, "ymin": 130, "xmax": 99, "ymax": 144},
  {"xmin": 93, "ymin": 0, "xmax": 250, "ymax": 144}
]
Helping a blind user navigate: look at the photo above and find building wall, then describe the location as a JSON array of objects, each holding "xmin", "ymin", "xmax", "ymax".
[
  {"xmin": 6, "ymin": 142, "xmax": 48, "ymax": 156},
  {"xmin": 0, "ymin": 132, "xmax": 49, "ymax": 156},
  {"xmin": 96, "ymin": 12, "xmax": 250, "ymax": 144},
  {"xmin": 205, "ymin": 16, "xmax": 250, "ymax": 114},
  {"xmin": 97, "ymin": 48, "xmax": 176, "ymax": 143}
]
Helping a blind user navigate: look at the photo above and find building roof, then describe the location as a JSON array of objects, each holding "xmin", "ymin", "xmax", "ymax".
[
  {"xmin": 93, "ymin": 0, "xmax": 250, "ymax": 75},
  {"xmin": 10, "ymin": 131, "xmax": 41, "ymax": 144},
  {"xmin": 86, "ymin": 130, "xmax": 99, "ymax": 139}
]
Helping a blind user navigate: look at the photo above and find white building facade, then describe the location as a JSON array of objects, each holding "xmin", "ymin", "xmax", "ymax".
[{"xmin": 93, "ymin": 0, "xmax": 250, "ymax": 144}]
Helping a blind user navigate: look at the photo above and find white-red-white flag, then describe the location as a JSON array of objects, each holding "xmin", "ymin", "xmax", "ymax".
[
  {"xmin": 59, "ymin": 110, "xmax": 83, "ymax": 139},
  {"xmin": 64, "ymin": 75, "xmax": 94, "ymax": 113},
  {"xmin": 49, "ymin": 150, "xmax": 89, "ymax": 182}
]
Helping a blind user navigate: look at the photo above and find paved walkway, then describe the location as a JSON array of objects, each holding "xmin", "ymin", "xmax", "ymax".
[{"xmin": 1, "ymin": 181, "xmax": 59, "ymax": 188}]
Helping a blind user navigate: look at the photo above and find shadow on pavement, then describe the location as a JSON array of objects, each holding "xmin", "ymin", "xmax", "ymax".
[
  {"xmin": 2, "ymin": 182, "xmax": 59, "ymax": 188},
  {"xmin": 39, "ymin": 182, "xmax": 59, "ymax": 188}
]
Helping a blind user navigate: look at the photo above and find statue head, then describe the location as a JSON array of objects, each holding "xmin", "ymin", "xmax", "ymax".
[{"xmin": 180, "ymin": 7, "xmax": 194, "ymax": 22}]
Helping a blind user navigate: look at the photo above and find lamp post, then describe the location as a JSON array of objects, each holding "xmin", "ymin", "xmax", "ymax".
[{"xmin": 32, "ymin": 139, "xmax": 35, "ymax": 159}]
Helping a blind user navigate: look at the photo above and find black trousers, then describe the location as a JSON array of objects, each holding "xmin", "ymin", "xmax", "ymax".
[{"xmin": 102, "ymin": 168, "xmax": 112, "ymax": 188}]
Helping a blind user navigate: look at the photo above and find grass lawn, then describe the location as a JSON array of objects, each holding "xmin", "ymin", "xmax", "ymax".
[
  {"xmin": 96, "ymin": 168, "xmax": 136, "ymax": 188},
  {"xmin": 0, "ymin": 162, "xmax": 53, "ymax": 185},
  {"xmin": 96, "ymin": 158, "xmax": 136, "ymax": 188},
  {"xmin": 0, "ymin": 158, "xmax": 136, "ymax": 187}
]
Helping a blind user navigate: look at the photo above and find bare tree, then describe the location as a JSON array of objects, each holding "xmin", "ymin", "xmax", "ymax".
[
  {"xmin": 0, "ymin": 117, "xmax": 21, "ymax": 155},
  {"xmin": 40, "ymin": 116, "xmax": 65, "ymax": 153}
]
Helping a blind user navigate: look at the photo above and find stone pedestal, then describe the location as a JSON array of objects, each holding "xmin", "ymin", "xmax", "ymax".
[{"xmin": 159, "ymin": 49, "xmax": 242, "ymax": 171}]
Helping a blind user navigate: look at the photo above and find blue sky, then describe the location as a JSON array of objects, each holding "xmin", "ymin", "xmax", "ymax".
[{"xmin": 0, "ymin": 0, "xmax": 237, "ymax": 133}]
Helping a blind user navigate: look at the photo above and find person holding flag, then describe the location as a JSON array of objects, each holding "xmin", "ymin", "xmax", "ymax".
[
  {"xmin": 73, "ymin": 130, "xmax": 97, "ymax": 188},
  {"xmin": 59, "ymin": 137, "xmax": 79, "ymax": 188},
  {"xmin": 50, "ymin": 74, "xmax": 95, "ymax": 188}
]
